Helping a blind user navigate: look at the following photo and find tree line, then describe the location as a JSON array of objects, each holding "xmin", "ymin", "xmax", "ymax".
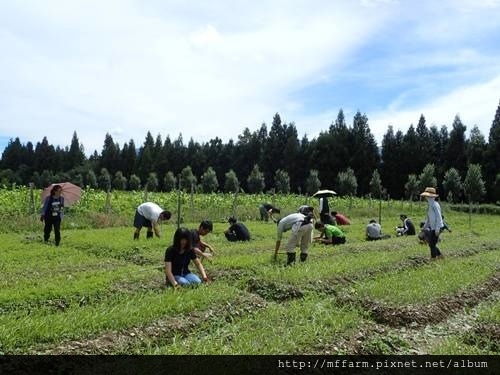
[{"xmin": 1, "ymin": 101, "xmax": 499, "ymax": 203}]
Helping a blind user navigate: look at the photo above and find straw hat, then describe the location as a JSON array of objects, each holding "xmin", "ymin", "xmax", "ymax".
[{"xmin": 420, "ymin": 187, "xmax": 439, "ymax": 197}]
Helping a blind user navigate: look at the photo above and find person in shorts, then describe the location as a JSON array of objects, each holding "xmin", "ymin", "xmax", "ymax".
[{"xmin": 133, "ymin": 202, "xmax": 171, "ymax": 240}]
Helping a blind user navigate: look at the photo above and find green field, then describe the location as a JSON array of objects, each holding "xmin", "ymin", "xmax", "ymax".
[{"xmin": 0, "ymin": 189, "xmax": 498, "ymax": 355}]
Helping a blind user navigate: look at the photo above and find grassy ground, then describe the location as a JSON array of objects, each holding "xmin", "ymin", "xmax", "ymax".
[{"xmin": 0, "ymin": 208, "xmax": 498, "ymax": 355}]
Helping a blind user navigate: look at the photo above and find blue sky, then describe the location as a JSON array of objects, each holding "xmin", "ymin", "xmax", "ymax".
[{"xmin": 1, "ymin": 0, "xmax": 500, "ymax": 156}]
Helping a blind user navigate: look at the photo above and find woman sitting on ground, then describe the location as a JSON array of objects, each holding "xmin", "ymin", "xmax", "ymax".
[{"xmin": 164, "ymin": 227, "xmax": 209, "ymax": 288}]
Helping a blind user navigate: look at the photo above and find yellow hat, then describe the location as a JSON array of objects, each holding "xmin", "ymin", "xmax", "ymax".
[{"xmin": 420, "ymin": 187, "xmax": 439, "ymax": 197}]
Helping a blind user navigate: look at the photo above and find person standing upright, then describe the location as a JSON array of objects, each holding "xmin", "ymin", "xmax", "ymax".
[
  {"xmin": 41, "ymin": 184, "xmax": 64, "ymax": 246},
  {"xmin": 420, "ymin": 187, "xmax": 444, "ymax": 259}
]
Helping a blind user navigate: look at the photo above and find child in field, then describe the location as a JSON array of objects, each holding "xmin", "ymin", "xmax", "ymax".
[
  {"xmin": 191, "ymin": 220, "xmax": 216, "ymax": 261},
  {"xmin": 165, "ymin": 227, "xmax": 209, "ymax": 288}
]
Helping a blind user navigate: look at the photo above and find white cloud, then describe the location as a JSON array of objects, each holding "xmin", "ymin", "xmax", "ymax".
[
  {"xmin": 369, "ymin": 75, "xmax": 500, "ymax": 141},
  {"xmin": 0, "ymin": 0, "xmax": 498, "ymax": 156},
  {"xmin": 0, "ymin": 0, "xmax": 390, "ymax": 153}
]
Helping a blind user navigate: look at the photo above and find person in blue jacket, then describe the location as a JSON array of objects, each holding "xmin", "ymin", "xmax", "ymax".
[{"xmin": 41, "ymin": 184, "xmax": 64, "ymax": 246}]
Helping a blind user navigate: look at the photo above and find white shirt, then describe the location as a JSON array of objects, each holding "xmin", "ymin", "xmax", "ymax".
[
  {"xmin": 424, "ymin": 198, "xmax": 443, "ymax": 232},
  {"xmin": 277, "ymin": 213, "xmax": 306, "ymax": 240},
  {"xmin": 137, "ymin": 202, "xmax": 164, "ymax": 223}
]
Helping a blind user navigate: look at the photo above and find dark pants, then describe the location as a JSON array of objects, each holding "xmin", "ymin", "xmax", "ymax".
[
  {"xmin": 133, "ymin": 210, "xmax": 152, "ymax": 229},
  {"xmin": 44, "ymin": 216, "xmax": 61, "ymax": 245},
  {"xmin": 259, "ymin": 205, "xmax": 269, "ymax": 221},
  {"xmin": 332, "ymin": 236, "xmax": 346, "ymax": 245},
  {"xmin": 321, "ymin": 213, "xmax": 335, "ymax": 225},
  {"xmin": 225, "ymin": 232, "xmax": 238, "ymax": 242},
  {"xmin": 429, "ymin": 231, "xmax": 442, "ymax": 258}
]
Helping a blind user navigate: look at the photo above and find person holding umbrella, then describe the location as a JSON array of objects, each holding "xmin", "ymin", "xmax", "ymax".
[
  {"xmin": 313, "ymin": 190, "xmax": 336, "ymax": 224},
  {"xmin": 41, "ymin": 184, "xmax": 64, "ymax": 246}
]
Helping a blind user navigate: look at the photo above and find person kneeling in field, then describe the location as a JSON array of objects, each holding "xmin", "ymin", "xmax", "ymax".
[
  {"xmin": 314, "ymin": 222, "xmax": 346, "ymax": 245},
  {"xmin": 366, "ymin": 219, "xmax": 390, "ymax": 241},
  {"xmin": 224, "ymin": 216, "xmax": 251, "ymax": 242},
  {"xmin": 274, "ymin": 212, "xmax": 314, "ymax": 265},
  {"xmin": 165, "ymin": 227, "xmax": 209, "ymax": 288},
  {"xmin": 191, "ymin": 220, "xmax": 216, "ymax": 261}
]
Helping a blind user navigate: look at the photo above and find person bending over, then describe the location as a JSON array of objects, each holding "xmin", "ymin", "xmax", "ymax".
[
  {"xmin": 314, "ymin": 222, "xmax": 346, "ymax": 245},
  {"xmin": 274, "ymin": 212, "xmax": 314, "ymax": 265},
  {"xmin": 191, "ymin": 220, "xmax": 215, "ymax": 261},
  {"xmin": 133, "ymin": 202, "xmax": 171, "ymax": 240}
]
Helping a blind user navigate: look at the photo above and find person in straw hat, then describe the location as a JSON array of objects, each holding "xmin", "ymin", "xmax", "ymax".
[{"xmin": 420, "ymin": 187, "xmax": 444, "ymax": 259}]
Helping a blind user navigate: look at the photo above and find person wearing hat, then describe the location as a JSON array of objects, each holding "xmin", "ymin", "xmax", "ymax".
[
  {"xmin": 224, "ymin": 216, "xmax": 251, "ymax": 242},
  {"xmin": 420, "ymin": 187, "xmax": 444, "ymax": 259}
]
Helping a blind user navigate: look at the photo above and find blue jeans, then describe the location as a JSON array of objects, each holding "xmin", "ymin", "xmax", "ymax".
[
  {"xmin": 429, "ymin": 231, "xmax": 442, "ymax": 258},
  {"xmin": 175, "ymin": 273, "xmax": 201, "ymax": 286}
]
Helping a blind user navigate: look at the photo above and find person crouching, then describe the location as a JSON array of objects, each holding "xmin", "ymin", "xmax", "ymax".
[{"xmin": 164, "ymin": 227, "xmax": 209, "ymax": 288}]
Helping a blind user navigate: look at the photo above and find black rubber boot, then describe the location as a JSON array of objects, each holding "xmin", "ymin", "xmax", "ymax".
[
  {"xmin": 133, "ymin": 232, "xmax": 140, "ymax": 240},
  {"xmin": 300, "ymin": 253, "xmax": 308, "ymax": 262},
  {"xmin": 286, "ymin": 252, "xmax": 296, "ymax": 266},
  {"xmin": 146, "ymin": 231, "xmax": 154, "ymax": 239}
]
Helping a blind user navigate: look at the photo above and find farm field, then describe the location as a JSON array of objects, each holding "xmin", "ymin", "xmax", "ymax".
[{"xmin": 0, "ymin": 197, "xmax": 498, "ymax": 355}]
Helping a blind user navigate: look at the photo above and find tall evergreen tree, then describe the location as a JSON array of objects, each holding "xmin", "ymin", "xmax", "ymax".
[
  {"xmin": 445, "ymin": 115, "xmax": 467, "ymax": 174},
  {"xmin": 263, "ymin": 114, "xmax": 287, "ymax": 188},
  {"xmin": 466, "ymin": 125, "xmax": 486, "ymax": 166},
  {"xmin": 485, "ymin": 100, "xmax": 500, "ymax": 202},
  {"xmin": 66, "ymin": 131, "xmax": 85, "ymax": 169},
  {"xmin": 120, "ymin": 139, "xmax": 137, "ymax": 178},
  {"xmin": 348, "ymin": 112, "xmax": 379, "ymax": 195},
  {"xmin": 34, "ymin": 137, "xmax": 57, "ymax": 173},
  {"xmin": 1, "ymin": 137, "xmax": 24, "ymax": 171},
  {"xmin": 100, "ymin": 134, "xmax": 121, "ymax": 175},
  {"xmin": 381, "ymin": 127, "xmax": 405, "ymax": 198},
  {"xmin": 415, "ymin": 115, "xmax": 433, "ymax": 172},
  {"xmin": 136, "ymin": 132, "xmax": 155, "ymax": 182}
]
